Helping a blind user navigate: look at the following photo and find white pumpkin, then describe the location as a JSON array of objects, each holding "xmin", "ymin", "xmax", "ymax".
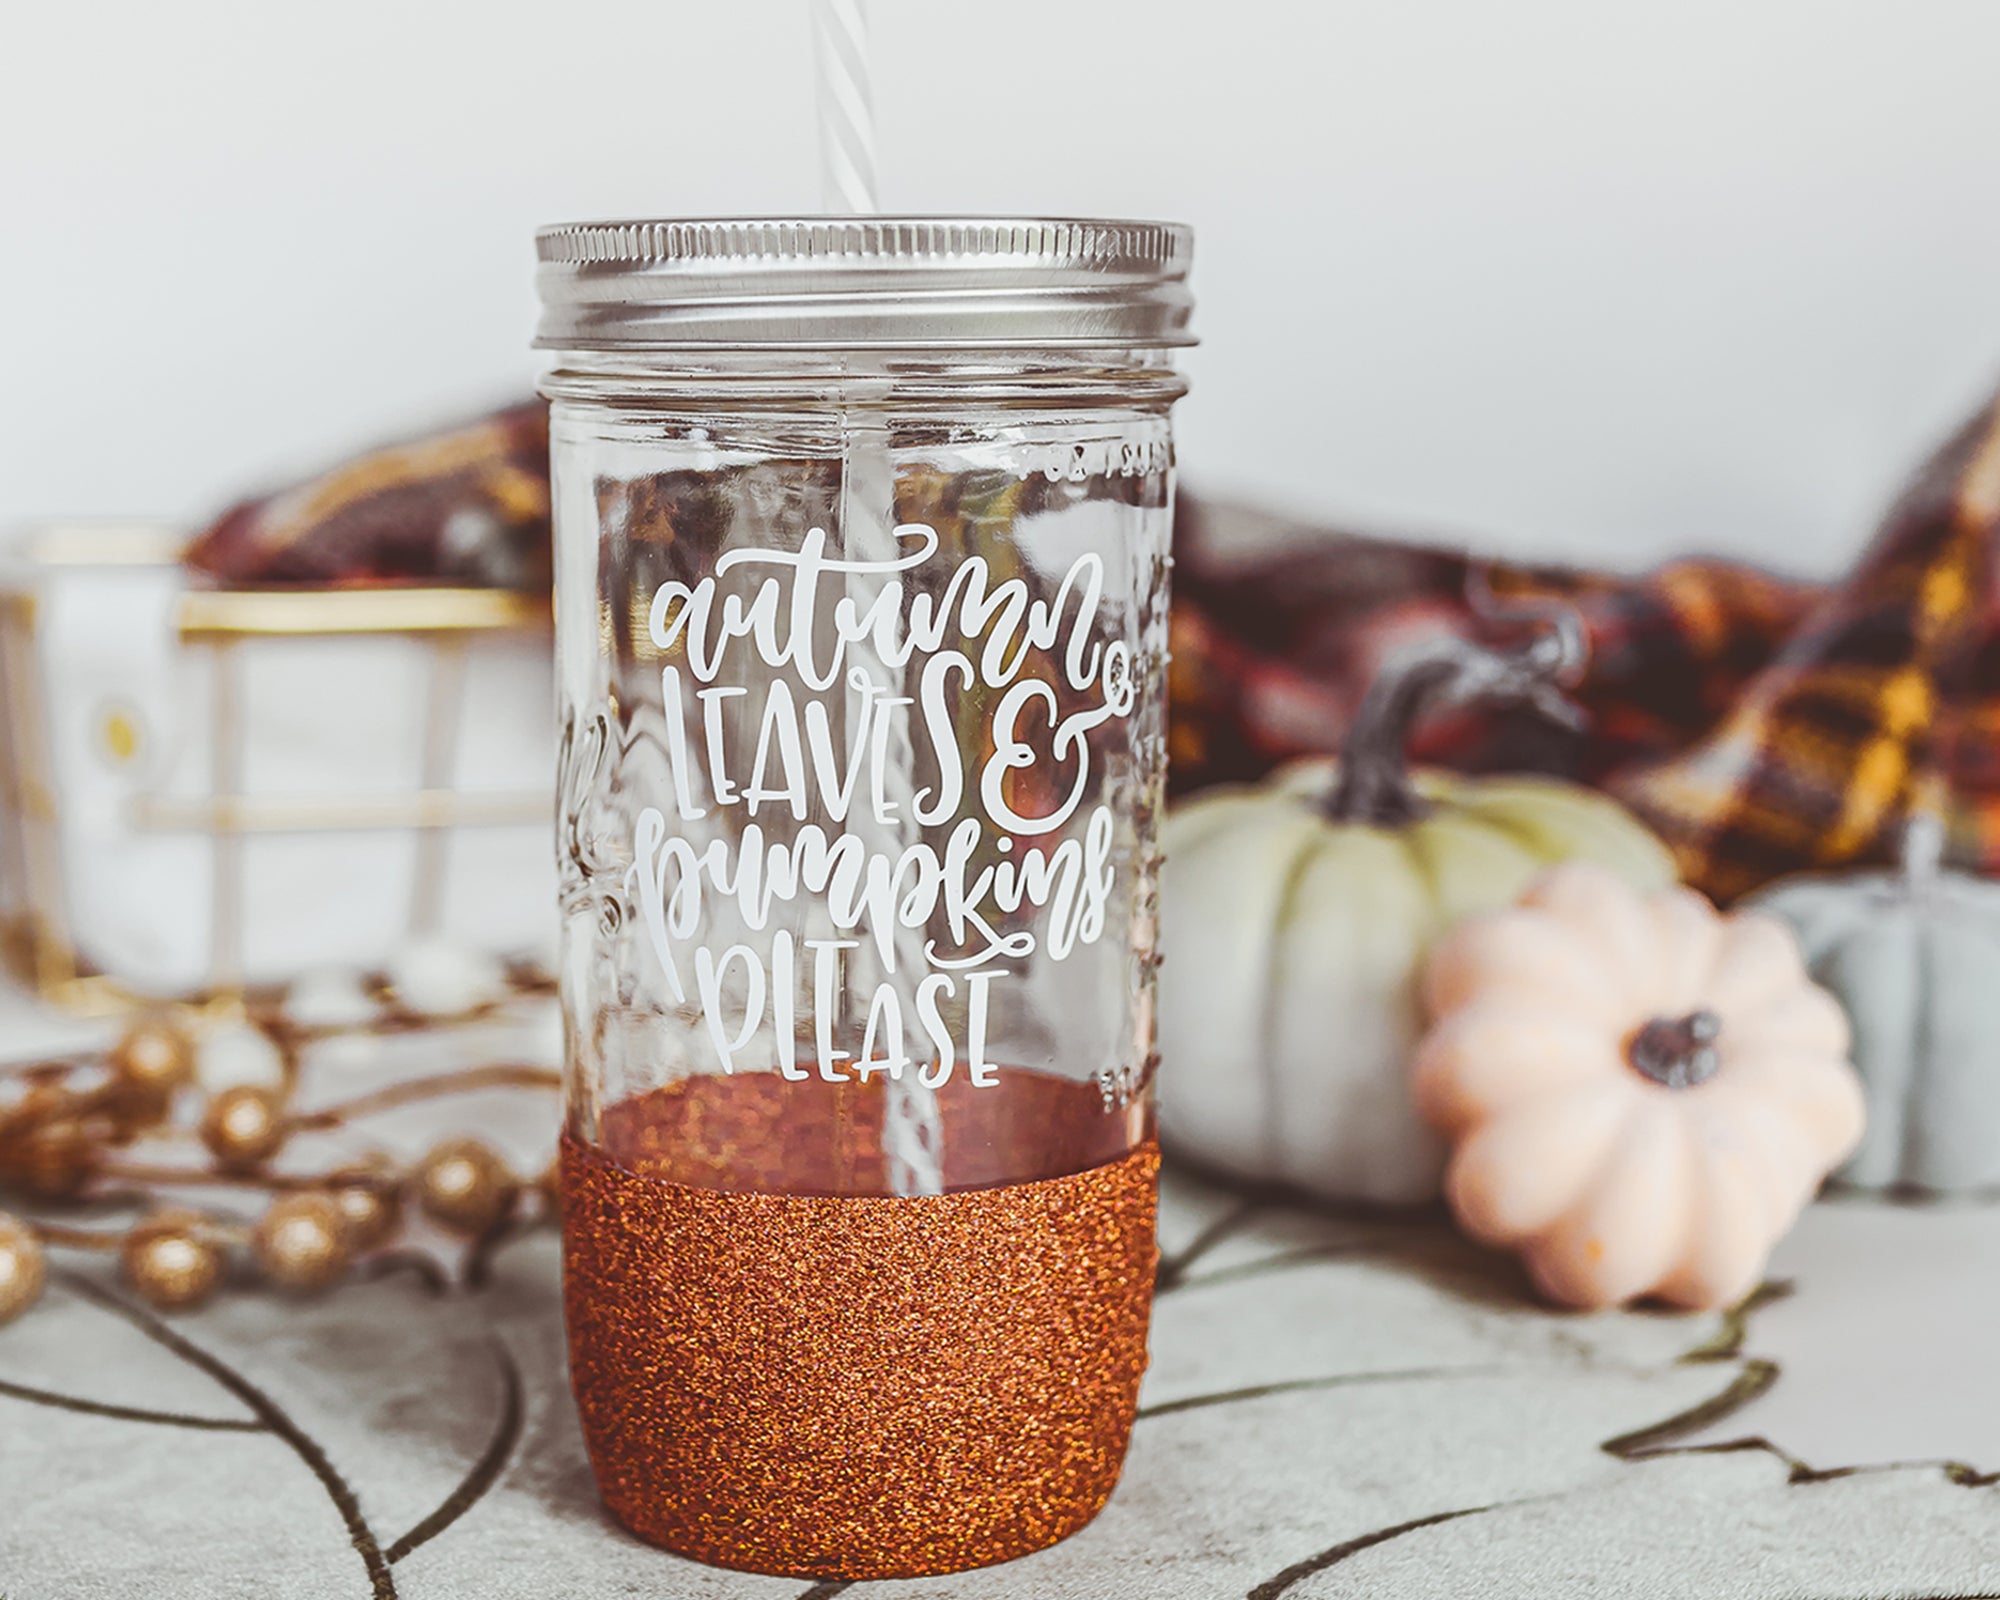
[
  {"xmin": 1750, "ymin": 814, "xmax": 2000, "ymax": 1193},
  {"xmin": 1158, "ymin": 624, "xmax": 1677, "ymax": 1204},
  {"xmin": 1415, "ymin": 863, "xmax": 1865, "ymax": 1310}
]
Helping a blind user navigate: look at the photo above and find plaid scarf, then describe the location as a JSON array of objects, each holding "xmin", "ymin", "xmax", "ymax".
[
  {"xmin": 182, "ymin": 391, "xmax": 2000, "ymax": 901},
  {"xmin": 1174, "ymin": 393, "xmax": 2000, "ymax": 899}
]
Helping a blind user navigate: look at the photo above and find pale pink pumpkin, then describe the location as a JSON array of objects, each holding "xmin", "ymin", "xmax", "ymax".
[{"xmin": 1412, "ymin": 862, "xmax": 1865, "ymax": 1311}]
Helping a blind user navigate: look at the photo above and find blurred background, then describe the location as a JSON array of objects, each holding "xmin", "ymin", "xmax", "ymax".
[
  {"xmin": 7, "ymin": 0, "xmax": 2000, "ymax": 574},
  {"xmin": 7, "ymin": 3, "xmax": 2000, "ymax": 1530}
]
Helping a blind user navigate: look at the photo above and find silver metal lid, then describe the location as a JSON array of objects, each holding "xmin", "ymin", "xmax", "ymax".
[{"xmin": 533, "ymin": 216, "xmax": 1195, "ymax": 351}]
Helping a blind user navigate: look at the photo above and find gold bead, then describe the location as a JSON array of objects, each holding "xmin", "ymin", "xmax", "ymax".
[
  {"xmin": 110, "ymin": 1015, "xmax": 195, "ymax": 1112},
  {"xmin": 252, "ymin": 1193, "xmax": 351, "ymax": 1293},
  {"xmin": 1, "ymin": 1080, "xmax": 68, "ymax": 1136},
  {"xmin": 5, "ymin": 1119, "xmax": 101, "ymax": 1200},
  {"xmin": 413, "ymin": 1139, "xmax": 516, "ymax": 1236},
  {"xmin": 328, "ymin": 1181, "xmax": 400, "ymax": 1254},
  {"xmin": 198, "ymin": 1086, "xmax": 288, "ymax": 1172},
  {"xmin": 0, "ymin": 1213, "xmax": 47, "ymax": 1325},
  {"xmin": 122, "ymin": 1209, "xmax": 222, "ymax": 1312}
]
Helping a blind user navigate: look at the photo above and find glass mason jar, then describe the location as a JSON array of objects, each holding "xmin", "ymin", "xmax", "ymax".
[{"xmin": 537, "ymin": 218, "xmax": 1193, "ymax": 1580}]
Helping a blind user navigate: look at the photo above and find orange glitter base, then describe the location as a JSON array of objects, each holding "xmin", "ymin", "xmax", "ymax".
[{"xmin": 561, "ymin": 1114, "xmax": 1159, "ymax": 1580}]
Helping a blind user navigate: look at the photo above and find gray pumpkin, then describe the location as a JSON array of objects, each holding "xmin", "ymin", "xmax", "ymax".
[{"xmin": 1749, "ymin": 816, "xmax": 2000, "ymax": 1193}]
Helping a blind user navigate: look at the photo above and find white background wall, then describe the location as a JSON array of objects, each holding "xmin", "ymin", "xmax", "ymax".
[{"xmin": 6, "ymin": 0, "xmax": 2000, "ymax": 575}]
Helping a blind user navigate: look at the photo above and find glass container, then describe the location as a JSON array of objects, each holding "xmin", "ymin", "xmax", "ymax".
[{"xmin": 538, "ymin": 217, "xmax": 1193, "ymax": 1580}]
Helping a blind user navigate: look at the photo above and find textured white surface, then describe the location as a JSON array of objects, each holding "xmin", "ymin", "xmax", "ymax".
[{"xmin": 2, "ymin": 977, "xmax": 1998, "ymax": 1597}]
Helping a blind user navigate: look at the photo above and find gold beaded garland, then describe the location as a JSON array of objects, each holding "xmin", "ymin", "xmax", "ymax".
[
  {"xmin": 109, "ymin": 1016, "xmax": 195, "ymax": 1111},
  {"xmin": 199, "ymin": 1086, "xmax": 289, "ymax": 1172},
  {"xmin": 328, "ymin": 1181, "xmax": 400, "ymax": 1253},
  {"xmin": 122, "ymin": 1209, "xmax": 223, "ymax": 1311},
  {"xmin": 0, "ymin": 1212, "xmax": 47, "ymax": 1325},
  {"xmin": 0, "ymin": 982, "xmax": 560, "ymax": 1322},
  {"xmin": 253, "ymin": 1193, "xmax": 351, "ymax": 1293},
  {"xmin": 413, "ymin": 1138, "xmax": 517, "ymax": 1236},
  {"xmin": 0, "ymin": 1080, "xmax": 65, "ymax": 1135},
  {"xmin": 9, "ymin": 1119, "xmax": 102, "ymax": 1200}
]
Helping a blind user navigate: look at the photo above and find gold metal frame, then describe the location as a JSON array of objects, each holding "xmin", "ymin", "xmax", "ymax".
[
  {"xmin": 176, "ymin": 586, "xmax": 543, "ymax": 639},
  {"xmin": 0, "ymin": 563, "xmax": 552, "ymax": 1015}
]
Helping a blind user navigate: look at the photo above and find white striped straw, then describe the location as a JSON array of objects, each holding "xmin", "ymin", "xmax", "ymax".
[
  {"xmin": 812, "ymin": 0, "xmax": 878, "ymax": 213},
  {"xmin": 811, "ymin": 0, "xmax": 937, "ymax": 1192}
]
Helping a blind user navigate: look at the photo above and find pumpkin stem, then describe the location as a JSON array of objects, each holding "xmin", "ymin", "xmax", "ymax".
[
  {"xmin": 1900, "ymin": 803, "xmax": 1946, "ymax": 894},
  {"xmin": 1322, "ymin": 600, "xmax": 1590, "ymax": 827},
  {"xmin": 1628, "ymin": 1009, "xmax": 1722, "ymax": 1090}
]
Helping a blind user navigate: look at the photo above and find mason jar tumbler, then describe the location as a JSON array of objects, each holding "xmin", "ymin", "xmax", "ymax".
[{"xmin": 537, "ymin": 217, "xmax": 1194, "ymax": 1579}]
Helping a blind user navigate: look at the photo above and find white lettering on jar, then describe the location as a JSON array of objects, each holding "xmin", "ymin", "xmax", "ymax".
[{"xmin": 627, "ymin": 522, "xmax": 1135, "ymax": 1087}]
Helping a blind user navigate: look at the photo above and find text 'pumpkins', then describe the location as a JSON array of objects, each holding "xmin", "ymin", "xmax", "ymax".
[{"xmin": 1159, "ymin": 622, "xmax": 1676, "ymax": 1205}]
